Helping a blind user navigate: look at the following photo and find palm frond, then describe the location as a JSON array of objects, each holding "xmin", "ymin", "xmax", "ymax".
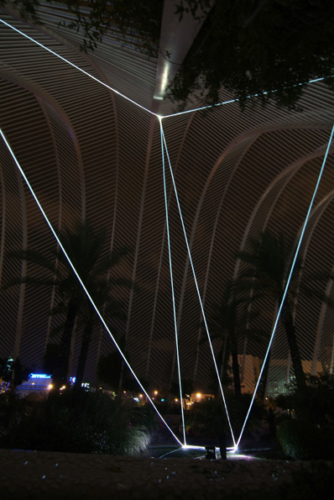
[
  {"xmin": 2, "ymin": 275, "xmax": 58, "ymax": 290},
  {"xmin": 6, "ymin": 248, "xmax": 58, "ymax": 274}
]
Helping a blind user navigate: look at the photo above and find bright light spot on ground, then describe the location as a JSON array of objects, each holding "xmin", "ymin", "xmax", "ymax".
[{"xmin": 182, "ymin": 444, "xmax": 206, "ymax": 450}]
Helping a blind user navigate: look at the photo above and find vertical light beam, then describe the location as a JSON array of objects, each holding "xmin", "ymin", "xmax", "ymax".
[
  {"xmin": 235, "ymin": 122, "xmax": 334, "ymax": 449},
  {"xmin": 0, "ymin": 128, "xmax": 182, "ymax": 447},
  {"xmin": 159, "ymin": 117, "xmax": 187, "ymax": 445},
  {"xmin": 160, "ymin": 123, "xmax": 236, "ymax": 446}
]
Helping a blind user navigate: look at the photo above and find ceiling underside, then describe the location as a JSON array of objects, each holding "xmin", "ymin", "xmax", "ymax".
[{"xmin": 1, "ymin": 4, "xmax": 334, "ymax": 395}]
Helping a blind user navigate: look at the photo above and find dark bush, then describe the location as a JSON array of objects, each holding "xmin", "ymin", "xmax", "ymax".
[
  {"xmin": 185, "ymin": 394, "xmax": 264, "ymax": 446},
  {"xmin": 276, "ymin": 373, "xmax": 334, "ymax": 426},
  {"xmin": 277, "ymin": 418, "xmax": 334, "ymax": 460},
  {"xmin": 0, "ymin": 389, "xmax": 151, "ymax": 455}
]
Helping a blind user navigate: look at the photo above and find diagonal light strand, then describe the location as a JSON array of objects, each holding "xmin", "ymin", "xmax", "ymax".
[
  {"xmin": 0, "ymin": 128, "xmax": 183, "ymax": 447},
  {"xmin": 3, "ymin": 14, "xmax": 334, "ymax": 451},
  {"xmin": 0, "ymin": 18, "xmax": 155, "ymax": 117},
  {"xmin": 161, "ymin": 77, "xmax": 333, "ymax": 119},
  {"xmin": 160, "ymin": 122, "xmax": 236, "ymax": 447},
  {"xmin": 159, "ymin": 117, "xmax": 187, "ymax": 445},
  {"xmin": 235, "ymin": 122, "xmax": 334, "ymax": 450},
  {"xmin": 1, "ymin": 18, "xmax": 332, "ymax": 120}
]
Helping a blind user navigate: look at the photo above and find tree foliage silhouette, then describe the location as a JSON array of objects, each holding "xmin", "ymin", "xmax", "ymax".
[
  {"xmin": 202, "ymin": 282, "xmax": 266, "ymax": 399},
  {"xmin": 236, "ymin": 230, "xmax": 309, "ymax": 390},
  {"xmin": 171, "ymin": 1, "xmax": 334, "ymax": 109},
  {"xmin": 5, "ymin": 220, "xmax": 132, "ymax": 386}
]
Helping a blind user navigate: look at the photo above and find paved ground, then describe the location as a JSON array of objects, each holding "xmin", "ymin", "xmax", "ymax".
[{"xmin": 0, "ymin": 448, "xmax": 322, "ymax": 499}]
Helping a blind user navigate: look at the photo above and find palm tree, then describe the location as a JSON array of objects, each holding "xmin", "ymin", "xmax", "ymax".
[
  {"xmin": 4, "ymin": 220, "xmax": 132, "ymax": 386},
  {"xmin": 236, "ymin": 230, "xmax": 307, "ymax": 390},
  {"xmin": 74, "ymin": 280, "xmax": 129, "ymax": 388},
  {"xmin": 203, "ymin": 282, "xmax": 265, "ymax": 399}
]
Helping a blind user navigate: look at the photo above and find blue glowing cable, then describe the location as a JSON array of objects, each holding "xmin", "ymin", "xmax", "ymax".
[
  {"xmin": 160, "ymin": 124, "xmax": 236, "ymax": 447},
  {"xmin": 0, "ymin": 18, "xmax": 155, "ymax": 117},
  {"xmin": 0, "ymin": 128, "xmax": 182, "ymax": 447},
  {"xmin": 159, "ymin": 117, "xmax": 187, "ymax": 446},
  {"xmin": 235, "ymin": 122, "xmax": 334, "ymax": 449}
]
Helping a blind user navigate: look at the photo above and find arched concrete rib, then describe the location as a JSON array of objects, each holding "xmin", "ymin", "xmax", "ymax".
[
  {"xmin": 232, "ymin": 142, "xmax": 334, "ymax": 386},
  {"xmin": 0, "ymin": 65, "xmax": 86, "ymax": 217},
  {"xmin": 36, "ymin": 98, "xmax": 63, "ymax": 348},
  {"xmin": 174, "ymin": 119, "xmax": 328, "ymax": 384},
  {"xmin": 233, "ymin": 143, "xmax": 334, "ymax": 281},
  {"xmin": 0, "ymin": 135, "xmax": 27, "ymax": 362},
  {"xmin": 292, "ymin": 191, "xmax": 334, "ymax": 375},
  {"xmin": 122, "ymin": 111, "xmax": 160, "ymax": 391}
]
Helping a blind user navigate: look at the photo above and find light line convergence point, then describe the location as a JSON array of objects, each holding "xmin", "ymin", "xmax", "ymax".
[
  {"xmin": 1, "ymin": 18, "xmax": 331, "ymax": 119},
  {"xmin": 159, "ymin": 117, "xmax": 236, "ymax": 447}
]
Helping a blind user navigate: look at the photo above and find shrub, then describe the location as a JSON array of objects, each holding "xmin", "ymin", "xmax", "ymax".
[
  {"xmin": 277, "ymin": 418, "xmax": 334, "ymax": 460},
  {"xmin": 276, "ymin": 373, "xmax": 334, "ymax": 427},
  {"xmin": 0, "ymin": 389, "xmax": 151, "ymax": 455},
  {"xmin": 185, "ymin": 395, "xmax": 264, "ymax": 446}
]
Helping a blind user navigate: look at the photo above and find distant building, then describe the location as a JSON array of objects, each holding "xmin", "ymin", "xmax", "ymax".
[
  {"xmin": 231, "ymin": 355, "xmax": 324, "ymax": 397},
  {"xmin": 16, "ymin": 373, "xmax": 53, "ymax": 399},
  {"xmin": 266, "ymin": 359, "xmax": 323, "ymax": 396}
]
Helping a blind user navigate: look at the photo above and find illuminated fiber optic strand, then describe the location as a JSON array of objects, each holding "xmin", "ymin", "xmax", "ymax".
[
  {"xmin": 0, "ymin": 19, "xmax": 156, "ymax": 118},
  {"xmin": 2, "ymin": 19, "xmax": 331, "ymax": 121},
  {"xmin": 160, "ymin": 122, "xmax": 236, "ymax": 448},
  {"xmin": 160, "ymin": 76, "xmax": 331, "ymax": 119},
  {"xmin": 159, "ymin": 117, "xmax": 187, "ymax": 446},
  {"xmin": 0, "ymin": 128, "xmax": 183, "ymax": 448},
  {"xmin": 235, "ymin": 122, "xmax": 334, "ymax": 450},
  {"xmin": 3, "ymin": 15, "xmax": 334, "ymax": 449}
]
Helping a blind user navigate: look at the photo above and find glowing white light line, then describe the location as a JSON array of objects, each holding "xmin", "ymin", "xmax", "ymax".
[
  {"xmin": 159, "ymin": 117, "xmax": 186, "ymax": 446},
  {"xmin": 158, "ymin": 447, "xmax": 183, "ymax": 458},
  {"xmin": 0, "ymin": 18, "xmax": 155, "ymax": 117},
  {"xmin": 0, "ymin": 128, "xmax": 182, "ymax": 447},
  {"xmin": 160, "ymin": 126, "xmax": 236, "ymax": 446},
  {"xmin": 2, "ymin": 18, "xmax": 332, "ymax": 121},
  {"xmin": 182, "ymin": 444, "xmax": 235, "ymax": 451},
  {"xmin": 235, "ymin": 122, "xmax": 334, "ymax": 449},
  {"xmin": 161, "ymin": 77, "xmax": 332, "ymax": 119}
]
